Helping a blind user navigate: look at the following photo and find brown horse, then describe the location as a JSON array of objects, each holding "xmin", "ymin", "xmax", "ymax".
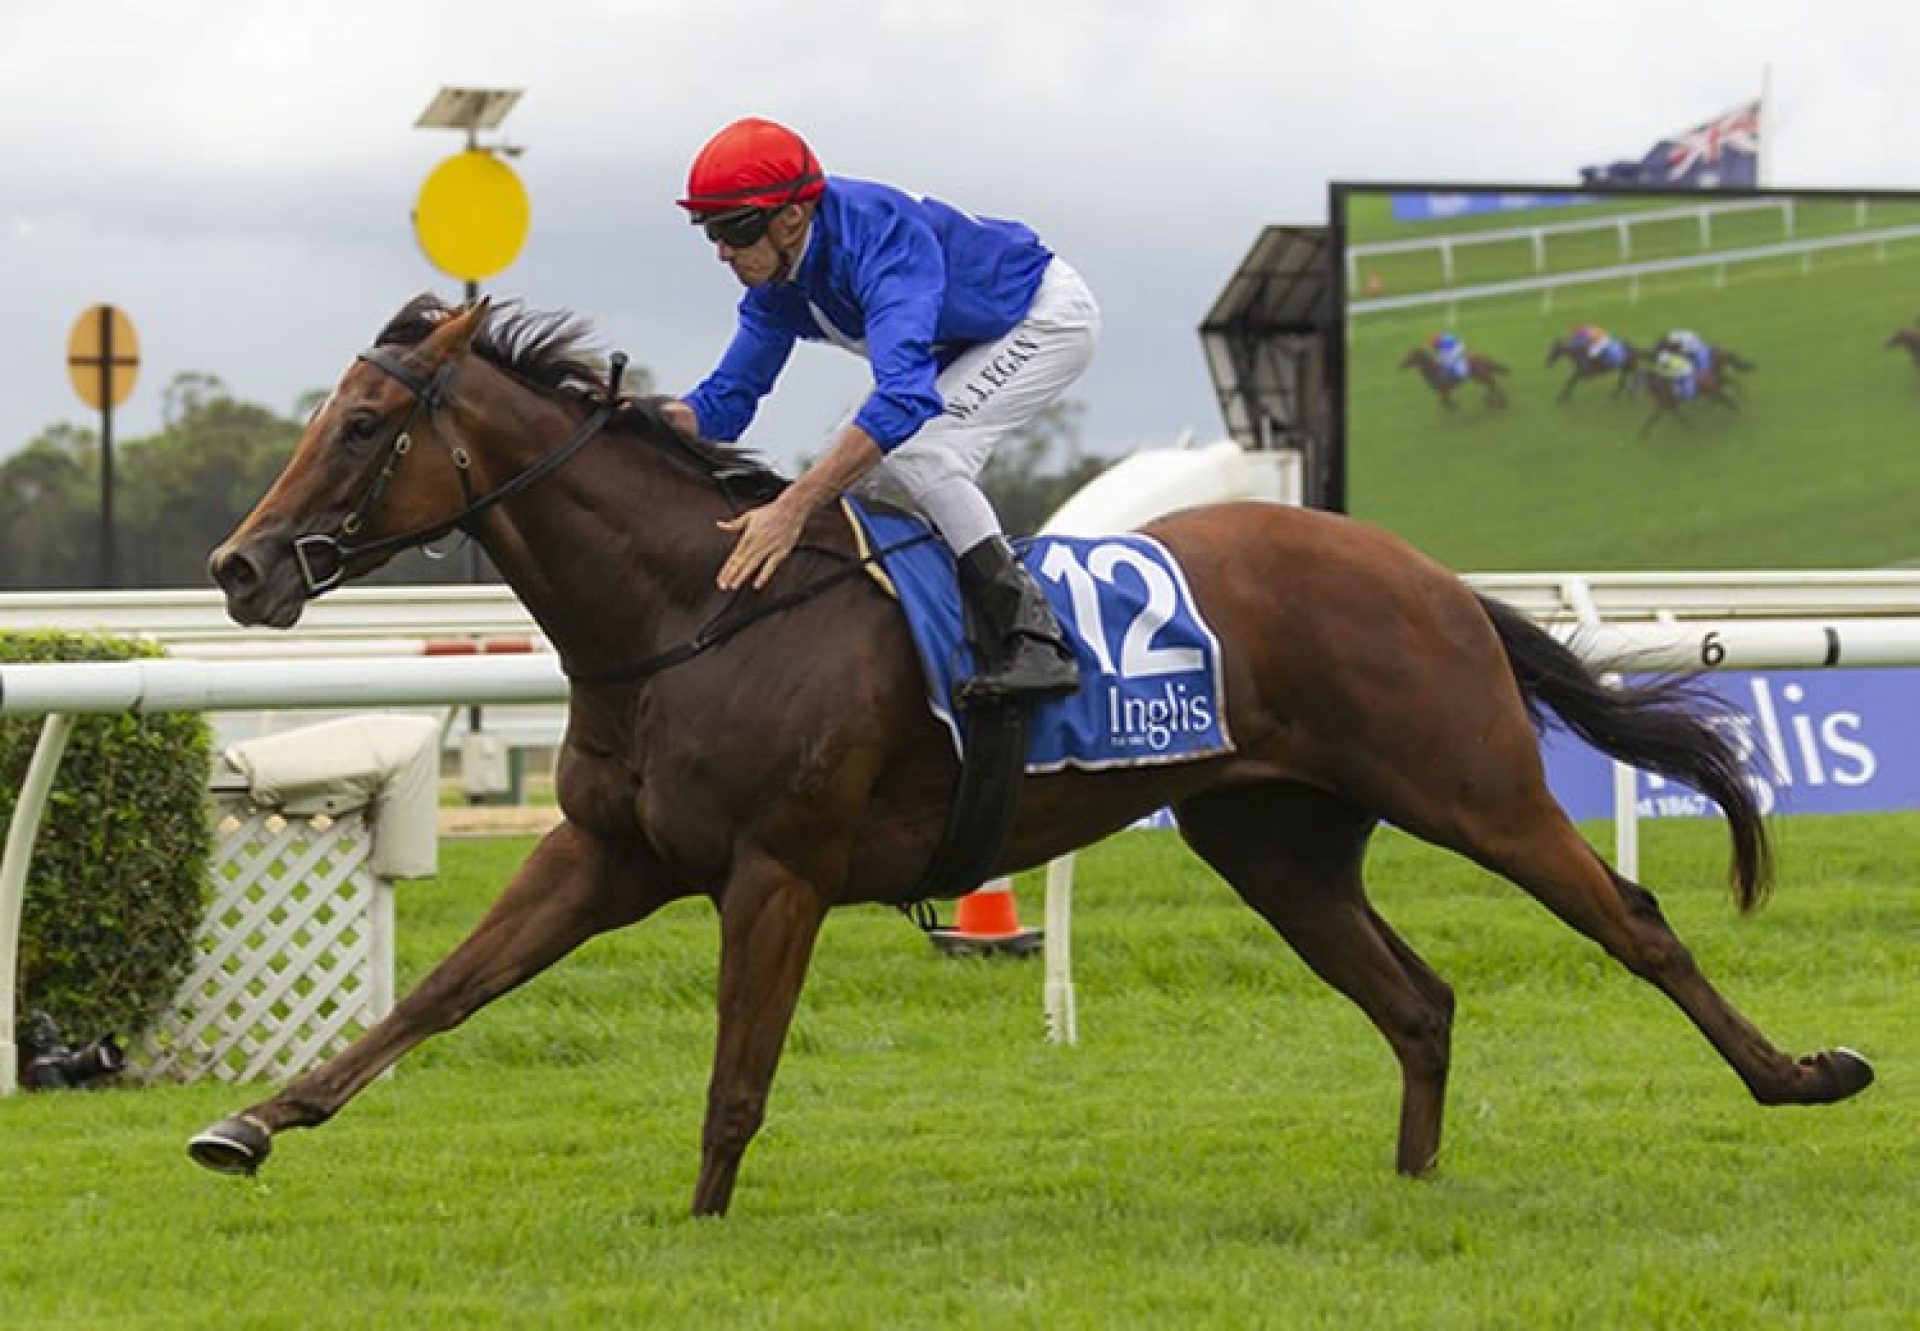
[
  {"xmin": 192, "ymin": 296, "xmax": 1871, "ymax": 1218},
  {"xmin": 1545, "ymin": 334, "xmax": 1643, "ymax": 403},
  {"xmin": 1399, "ymin": 347, "xmax": 1509, "ymax": 409},
  {"xmin": 1885, "ymin": 326, "xmax": 1920, "ymax": 368},
  {"xmin": 1637, "ymin": 365, "xmax": 1741, "ymax": 437}
]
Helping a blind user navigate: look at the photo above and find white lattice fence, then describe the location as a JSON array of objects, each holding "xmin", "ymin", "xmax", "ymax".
[
  {"xmin": 120, "ymin": 714, "xmax": 441, "ymax": 1086},
  {"xmin": 137, "ymin": 800, "xmax": 396, "ymax": 1085}
]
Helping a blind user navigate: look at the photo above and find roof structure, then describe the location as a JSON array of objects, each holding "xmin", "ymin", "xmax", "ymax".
[{"xmin": 1197, "ymin": 226, "xmax": 1338, "ymax": 506}]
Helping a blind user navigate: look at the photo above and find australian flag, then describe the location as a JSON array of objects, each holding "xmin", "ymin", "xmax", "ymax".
[{"xmin": 1580, "ymin": 100, "xmax": 1761, "ymax": 189}]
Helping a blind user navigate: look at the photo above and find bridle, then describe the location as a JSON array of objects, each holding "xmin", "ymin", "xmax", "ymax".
[
  {"xmin": 283, "ymin": 337, "xmax": 934, "ymax": 687},
  {"xmin": 290, "ymin": 344, "xmax": 621, "ymax": 595}
]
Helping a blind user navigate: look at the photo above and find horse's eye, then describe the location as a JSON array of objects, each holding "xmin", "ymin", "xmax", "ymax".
[{"xmin": 345, "ymin": 414, "xmax": 379, "ymax": 442}]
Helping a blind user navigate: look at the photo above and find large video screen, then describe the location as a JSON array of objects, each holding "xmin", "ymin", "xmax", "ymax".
[{"xmin": 1333, "ymin": 184, "xmax": 1920, "ymax": 571}]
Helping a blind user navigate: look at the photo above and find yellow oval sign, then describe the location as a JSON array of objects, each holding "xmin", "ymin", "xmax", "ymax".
[
  {"xmin": 67, "ymin": 304, "xmax": 141, "ymax": 411},
  {"xmin": 413, "ymin": 150, "xmax": 531, "ymax": 282}
]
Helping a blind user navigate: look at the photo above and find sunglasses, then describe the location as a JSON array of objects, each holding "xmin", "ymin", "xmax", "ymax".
[{"xmin": 701, "ymin": 208, "xmax": 775, "ymax": 249}]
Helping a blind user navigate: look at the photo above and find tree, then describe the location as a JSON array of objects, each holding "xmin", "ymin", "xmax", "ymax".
[
  {"xmin": 0, "ymin": 425, "xmax": 98, "ymax": 589},
  {"xmin": 0, "ymin": 358, "xmax": 662, "ymax": 590},
  {"xmin": 117, "ymin": 383, "xmax": 306, "ymax": 587}
]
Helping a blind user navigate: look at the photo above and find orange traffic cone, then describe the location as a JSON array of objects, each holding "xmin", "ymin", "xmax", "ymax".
[{"xmin": 928, "ymin": 877, "xmax": 1044, "ymax": 957}]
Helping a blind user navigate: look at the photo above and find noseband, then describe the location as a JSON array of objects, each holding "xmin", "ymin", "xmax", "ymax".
[{"xmin": 290, "ymin": 346, "xmax": 622, "ymax": 594}]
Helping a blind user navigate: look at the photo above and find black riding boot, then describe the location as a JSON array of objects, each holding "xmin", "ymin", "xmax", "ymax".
[{"xmin": 954, "ymin": 536, "xmax": 1080, "ymax": 708}]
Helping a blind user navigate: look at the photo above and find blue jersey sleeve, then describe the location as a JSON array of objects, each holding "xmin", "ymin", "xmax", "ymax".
[
  {"xmin": 683, "ymin": 297, "xmax": 799, "ymax": 443},
  {"xmin": 848, "ymin": 214, "xmax": 947, "ymax": 451}
]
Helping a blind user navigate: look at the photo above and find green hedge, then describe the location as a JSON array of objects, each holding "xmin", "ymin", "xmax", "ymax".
[{"xmin": 1, "ymin": 633, "xmax": 211, "ymax": 1054}]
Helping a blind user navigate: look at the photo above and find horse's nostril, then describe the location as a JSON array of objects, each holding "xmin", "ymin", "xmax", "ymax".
[{"xmin": 210, "ymin": 547, "xmax": 259, "ymax": 592}]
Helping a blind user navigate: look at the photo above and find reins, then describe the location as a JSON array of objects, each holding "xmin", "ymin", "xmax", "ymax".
[
  {"xmin": 294, "ymin": 338, "xmax": 936, "ymax": 685},
  {"xmin": 563, "ymin": 529, "xmax": 934, "ymax": 686}
]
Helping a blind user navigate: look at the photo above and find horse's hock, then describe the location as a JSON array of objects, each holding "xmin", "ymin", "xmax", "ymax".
[{"xmin": 135, "ymin": 715, "xmax": 440, "ymax": 1086}]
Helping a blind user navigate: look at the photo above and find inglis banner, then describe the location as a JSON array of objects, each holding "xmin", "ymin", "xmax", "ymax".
[{"xmin": 1542, "ymin": 669, "xmax": 1920, "ymax": 821}]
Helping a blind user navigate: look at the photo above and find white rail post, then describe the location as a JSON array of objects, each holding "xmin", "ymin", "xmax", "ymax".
[
  {"xmin": 1563, "ymin": 577, "xmax": 1640, "ymax": 879},
  {"xmin": 1042, "ymin": 855, "xmax": 1077, "ymax": 1045},
  {"xmin": 0, "ymin": 713, "xmax": 77, "ymax": 1096}
]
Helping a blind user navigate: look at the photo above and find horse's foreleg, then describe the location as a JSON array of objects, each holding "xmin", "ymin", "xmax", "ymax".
[
  {"xmin": 1558, "ymin": 372, "xmax": 1576, "ymax": 404},
  {"xmin": 189, "ymin": 822, "xmax": 672, "ymax": 1175},
  {"xmin": 1175, "ymin": 785, "xmax": 1454, "ymax": 1177},
  {"xmin": 691, "ymin": 852, "xmax": 829, "ymax": 1218},
  {"xmin": 1639, "ymin": 402, "xmax": 1665, "ymax": 437}
]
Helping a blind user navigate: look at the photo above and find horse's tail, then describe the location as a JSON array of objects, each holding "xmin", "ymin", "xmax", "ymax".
[
  {"xmin": 1720, "ymin": 350, "xmax": 1756, "ymax": 371},
  {"xmin": 1475, "ymin": 593, "xmax": 1771, "ymax": 910},
  {"xmin": 1484, "ymin": 358, "xmax": 1511, "ymax": 376}
]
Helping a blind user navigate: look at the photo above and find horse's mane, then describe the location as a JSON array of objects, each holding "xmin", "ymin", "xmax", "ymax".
[{"xmin": 376, "ymin": 294, "xmax": 789, "ymax": 496}]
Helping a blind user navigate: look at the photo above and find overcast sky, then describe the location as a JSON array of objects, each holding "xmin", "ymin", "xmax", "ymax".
[{"xmin": 2, "ymin": 1, "xmax": 1913, "ymax": 470}]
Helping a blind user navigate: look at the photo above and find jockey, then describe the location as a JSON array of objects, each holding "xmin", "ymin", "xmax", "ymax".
[
  {"xmin": 1654, "ymin": 346, "xmax": 1696, "ymax": 400},
  {"xmin": 1664, "ymin": 328, "xmax": 1711, "ymax": 373},
  {"xmin": 1430, "ymin": 332, "xmax": 1469, "ymax": 380},
  {"xmin": 1582, "ymin": 325, "xmax": 1621, "ymax": 366},
  {"xmin": 664, "ymin": 117, "xmax": 1099, "ymax": 706}
]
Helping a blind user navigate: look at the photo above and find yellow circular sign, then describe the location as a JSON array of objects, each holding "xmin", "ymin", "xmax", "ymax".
[
  {"xmin": 67, "ymin": 304, "xmax": 140, "ymax": 410},
  {"xmin": 413, "ymin": 150, "xmax": 531, "ymax": 282}
]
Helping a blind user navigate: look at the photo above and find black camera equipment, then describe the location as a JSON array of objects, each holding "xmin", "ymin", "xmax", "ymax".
[{"xmin": 19, "ymin": 1011, "xmax": 125, "ymax": 1090}]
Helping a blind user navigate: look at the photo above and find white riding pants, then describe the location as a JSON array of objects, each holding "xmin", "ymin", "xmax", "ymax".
[{"xmin": 859, "ymin": 259, "xmax": 1100, "ymax": 553}]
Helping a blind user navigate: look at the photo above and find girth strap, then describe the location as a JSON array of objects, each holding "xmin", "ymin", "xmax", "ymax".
[{"xmin": 903, "ymin": 699, "xmax": 1029, "ymax": 905}]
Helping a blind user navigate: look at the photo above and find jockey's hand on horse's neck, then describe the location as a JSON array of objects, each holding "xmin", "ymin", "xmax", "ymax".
[{"xmin": 716, "ymin": 423, "xmax": 882, "ymax": 592}]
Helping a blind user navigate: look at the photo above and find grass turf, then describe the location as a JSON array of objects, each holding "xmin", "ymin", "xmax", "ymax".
[{"xmin": 3, "ymin": 818, "xmax": 1914, "ymax": 1327}]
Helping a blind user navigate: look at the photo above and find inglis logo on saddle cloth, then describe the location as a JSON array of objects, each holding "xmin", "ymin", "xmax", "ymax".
[{"xmin": 848, "ymin": 502, "xmax": 1233, "ymax": 772}]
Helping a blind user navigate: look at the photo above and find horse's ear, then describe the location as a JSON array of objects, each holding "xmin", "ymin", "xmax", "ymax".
[{"xmin": 430, "ymin": 296, "xmax": 492, "ymax": 360}]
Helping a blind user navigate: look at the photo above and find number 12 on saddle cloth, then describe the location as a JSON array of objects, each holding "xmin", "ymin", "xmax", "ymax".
[{"xmin": 848, "ymin": 499, "xmax": 1234, "ymax": 773}]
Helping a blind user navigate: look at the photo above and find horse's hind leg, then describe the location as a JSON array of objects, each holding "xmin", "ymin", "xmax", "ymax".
[
  {"xmin": 1452, "ymin": 797, "xmax": 1871, "ymax": 1107},
  {"xmin": 189, "ymin": 821, "xmax": 674, "ymax": 1175},
  {"xmin": 1175, "ymin": 783, "xmax": 1455, "ymax": 1176}
]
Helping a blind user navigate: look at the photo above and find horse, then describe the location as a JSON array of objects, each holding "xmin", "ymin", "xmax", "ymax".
[
  {"xmin": 1545, "ymin": 334, "xmax": 1642, "ymax": 404},
  {"xmin": 1398, "ymin": 347, "xmax": 1509, "ymax": 409},
  {"xmin": 192, "ymin": 296, "xmax": 1872, "ymax": 1218},
  {"xmin": 1636, "ymin": 364, "xmax": 1741, "ymax": 438},
  {"xmin": 1706, "ymin": 345, "xmax": 1757, "ymax": 375},
  {"xmin": 1885, "ymin": 326, "xmax": 1920, "ymax": 368}
]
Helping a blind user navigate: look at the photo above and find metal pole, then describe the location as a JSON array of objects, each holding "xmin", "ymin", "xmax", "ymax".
[
  {"xmin": 462, "ymin": 278, "xmax": 487, "ymax": 787},
  {"xmin": 99, "ymin": 306, "xmax": 116, "ymax": 589}
]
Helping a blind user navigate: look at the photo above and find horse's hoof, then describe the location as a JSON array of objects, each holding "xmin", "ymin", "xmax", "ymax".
[
  {"xmin": 188, "ymin": 1114, "xmax": 273, "ymax": 1176},
  {"xmin": 1821, "ymin": 1047, "xmax": 1876, "ymax": 1101}
]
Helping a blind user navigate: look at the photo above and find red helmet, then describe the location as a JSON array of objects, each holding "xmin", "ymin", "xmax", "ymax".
[{"xmin": 676, "ymin": 117, "xmax": 826, "ymax": 216}]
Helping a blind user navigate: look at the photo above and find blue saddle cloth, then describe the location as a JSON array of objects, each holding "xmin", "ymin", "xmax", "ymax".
[{"xmin": 850, "ymin": 501, "xmax": 1234, "ymax": 773}]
